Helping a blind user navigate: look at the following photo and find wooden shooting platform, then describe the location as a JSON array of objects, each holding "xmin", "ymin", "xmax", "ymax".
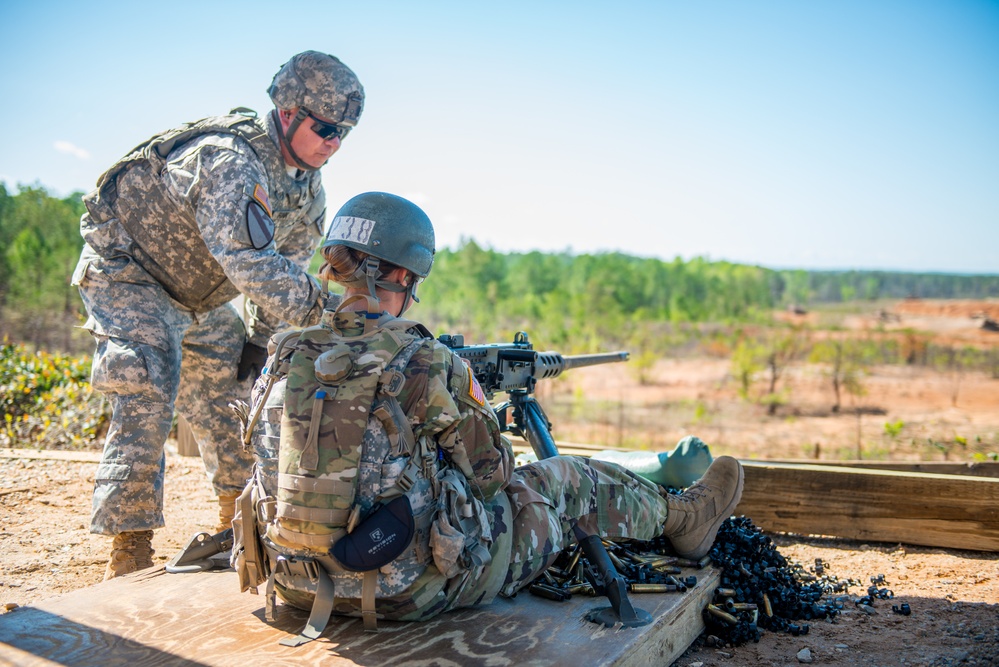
[{"xmin": 0, "ymin": 564, "xmax": 719, "ymax": 667}]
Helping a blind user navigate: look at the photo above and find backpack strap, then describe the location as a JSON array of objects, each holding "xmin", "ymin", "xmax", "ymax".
[
  {"xmin": 355, "ymin": 335, "xmax": 432, "ymax": 633},
  {"xmin": 241, "ymin": 327, "xmax": 308, "ymax": 447}
]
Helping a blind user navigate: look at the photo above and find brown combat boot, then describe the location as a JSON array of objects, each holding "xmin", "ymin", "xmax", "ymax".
[
  {"xmin": 214, "ymin": 494, "xmax": 239, "ymax": 534},
  {"xmin": 103, "ymin": 530, "xmax": 155, "ymax": 580},
  {"xmin": 661, "ymin": 456, "xmax": 745, "ymax": 560}
]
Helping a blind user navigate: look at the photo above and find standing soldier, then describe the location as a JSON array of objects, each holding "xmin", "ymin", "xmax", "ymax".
[{"xmin": 72, "ymin": 51, "xmax": 363, "ymax": 579}]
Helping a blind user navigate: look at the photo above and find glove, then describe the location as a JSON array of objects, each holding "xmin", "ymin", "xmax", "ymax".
[{"xmin": 237, "ymin": 342, "xmax": 269, "ymax": 382}]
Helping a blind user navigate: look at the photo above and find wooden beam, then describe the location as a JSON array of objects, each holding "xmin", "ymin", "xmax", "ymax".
[
  {"xmin": 0, "ymin": 566, "xmax": 718, "ymax": 667},
  {"xmin": 755, "ymin": 459, "xmax": 999, "ymax": 478},
  {"xmin": 175, "ymin": 414, "xmax": 199, "ymax": 457},
  {"xmin": 735, "ymin": 461, "xmax": 999, "ymax": 552},
  {"xmin": 0, "ymin": 448, "xmax": 100, "ymax": 463}
]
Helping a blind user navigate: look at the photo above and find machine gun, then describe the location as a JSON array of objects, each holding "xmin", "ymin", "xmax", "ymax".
[
  {"xmin": 437, "ymin": 331, "xmax": 628, "ymax": 460},
  {"xmin": 438, "ymin": 331, "xmax": 652, "ymax": 628}
]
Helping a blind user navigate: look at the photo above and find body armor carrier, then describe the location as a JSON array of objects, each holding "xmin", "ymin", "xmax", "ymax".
[{"xmin": 80, "ymin": 111, "xmax": 323, "ymax": 313}]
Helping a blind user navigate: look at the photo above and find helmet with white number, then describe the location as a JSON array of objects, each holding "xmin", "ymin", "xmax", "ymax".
[{"xmin": 324, "ymin": 192, "xmax": 435, "ymax": 279}]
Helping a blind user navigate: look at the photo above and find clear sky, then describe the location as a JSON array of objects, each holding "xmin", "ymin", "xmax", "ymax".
[{"xmin": 2, "ymin": 0, "xmax": 997, "ymax": 274}]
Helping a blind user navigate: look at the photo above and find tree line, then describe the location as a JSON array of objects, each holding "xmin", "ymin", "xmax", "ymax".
[{"xmin": 1, "ymin": 183, "xmax": 997, "ymax": 354}]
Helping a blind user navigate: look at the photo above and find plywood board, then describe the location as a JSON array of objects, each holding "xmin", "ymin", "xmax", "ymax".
[
  {"xmin": 736, "ymin": 461, "xmax": 999, "ymax": 551},
  {"xmin": 0, "ymin": 565, "xmax": 719, "ymax": 667}
]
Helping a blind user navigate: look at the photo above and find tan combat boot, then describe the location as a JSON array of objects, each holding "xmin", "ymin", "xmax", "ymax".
[
  {"xmin": 661, "ymin": 455, "xmax": 745, "ymax": 560},
  {"xmin": 214, "ymin": 494, "xmax": 239, "ymax": 534},
  {"xmin": 103, "ymin": 530, "xmax": 155, "ymax": 580}
]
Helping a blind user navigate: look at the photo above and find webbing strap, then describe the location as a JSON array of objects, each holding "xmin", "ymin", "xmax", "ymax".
[
  {"xmin": 278, "ymin": 473, "xmax": 354, "ymax": 496},
  {"xmin": 279, "ymin": 567, "xmax": 336, "ymax": 647},
  {"xmin": 361, "ymin": 570, "xmax": 379, "ymax": 632},
  {"xmin": 273, "ymin": 523, "xmax": 346, "ymax": 550},
  {"xmin": 265, "ymin": 572, "xmax": 277, "ymax": 622},
  {"xmin": 301, "ymin": 389, "xmax": 332, "ymax": 470},
  {"xmin": 276, "ymin": 503, "xmax": 350, "ymax": 524}
]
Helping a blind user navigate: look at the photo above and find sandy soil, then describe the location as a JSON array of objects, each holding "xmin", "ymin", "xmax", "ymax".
[{"xmin": 2, "ymin": 298, "xmax": 997, "ymax": 665}]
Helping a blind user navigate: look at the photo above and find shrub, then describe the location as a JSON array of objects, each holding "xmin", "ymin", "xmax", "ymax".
[{"xmin": 0, "ymin": 340, "xmax": 108, "ymax": 450}]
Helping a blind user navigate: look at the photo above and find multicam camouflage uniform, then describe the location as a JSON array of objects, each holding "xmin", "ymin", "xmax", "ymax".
[
  {"xmin": 248, "ymin": 308, "xmax": 670, "ymax": 622},
  {"xmin": 73, "ymin": 110, "xmax": 330, "ymax": 536}
]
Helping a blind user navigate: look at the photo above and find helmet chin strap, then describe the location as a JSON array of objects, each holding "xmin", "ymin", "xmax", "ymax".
[
  {"xmin": 340, "ymin": 257, "xmax": 415, "ymax": 319},
  {"xmin": 272, "ymin": 108, "xmax": 324, "ymax": 172}
]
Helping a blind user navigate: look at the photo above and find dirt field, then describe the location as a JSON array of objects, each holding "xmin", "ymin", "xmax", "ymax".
[{"xmin": 2, "ymin": 299, "xmax": 997, "ymax": 665}]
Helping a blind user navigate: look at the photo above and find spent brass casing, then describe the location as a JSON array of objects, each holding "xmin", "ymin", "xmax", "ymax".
[
  {"xmin": 707, "ymin": 604, "xmax": 740, "ymax": 625},
  {"xmin": 644, "ymin": 555, "xmax": 679, "ymax": 568},
  {"xmin": 565, "ymin": 547, "xmax": 582, "ymax": 575},
  {"xmin": 607, "ymin": 551, "xmax": 627, "ymax": 571},
  {"xmin": 529, "ymin": 584, "xmax": 569, "ymax": 602},
  {"xmin": 629, "ymin": 583, "xmax": 678, "ymax": 593},
  {"xmin": 564, "ymin": 583, "xmax": 597, "ymax": 596},
  {"xmin": 716, "ymin": 588, "xmax": 737, "ymax": 598},
  {"xmin": 762, "ymin": 593, "xmax": 773, "ymax": 617}
]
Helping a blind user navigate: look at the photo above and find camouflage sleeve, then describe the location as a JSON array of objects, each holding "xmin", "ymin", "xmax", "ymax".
[
  {"xmin": 244, "ymin": 178, "xmax": 328, "ymax": 344},
  {"xmin": 427, "ymin": 346, "xmax": 513, "ymax": 501},
  {"xmin": 171, "ymin": 142, "xmax": 325, "ymax": 328}
]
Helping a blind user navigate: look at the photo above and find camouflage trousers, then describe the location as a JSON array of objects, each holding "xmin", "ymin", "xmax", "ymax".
[
  {"xmin": 78, "ymin": 261, "xmax": 254, "ymax": 535},
  {"xmin": 496, "ymin": 456, "xmax": 670, "ymax": 597}
]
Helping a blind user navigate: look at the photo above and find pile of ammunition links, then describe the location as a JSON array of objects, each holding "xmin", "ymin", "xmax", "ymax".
[
  {"xmin": 702, "ymin": 516, "xmax": 858, "ymax": 644},
  {"xmin": 534, "ymin": 515, "xmax": 902, "ymax": 647}
]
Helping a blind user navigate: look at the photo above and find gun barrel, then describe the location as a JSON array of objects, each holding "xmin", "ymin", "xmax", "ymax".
[
  {"xmin": 562, "ymin": 351, "xmax": 630, "ymax": 371},
  {"xmin": 534, "ymin": 351, "xmax": 629, "ymax": 380}
]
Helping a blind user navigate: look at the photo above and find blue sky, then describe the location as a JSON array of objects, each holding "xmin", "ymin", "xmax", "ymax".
[{"xmin": 2, "ymin": 0, "xmax": 997, "ymax": 274}]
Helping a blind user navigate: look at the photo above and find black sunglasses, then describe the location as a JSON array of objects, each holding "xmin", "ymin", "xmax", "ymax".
[{"xmin": 309, "ymin": 114, "xmax": 352, "ymax": 141}]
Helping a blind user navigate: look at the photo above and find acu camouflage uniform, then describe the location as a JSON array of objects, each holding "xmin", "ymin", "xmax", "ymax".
[
  {"xmin": 244, "ymin": 308, "xmax": 671, "ymax": 626},
  {"xmin": 73, "ymin": 110, "xmax": 331, "ymax": 536}
]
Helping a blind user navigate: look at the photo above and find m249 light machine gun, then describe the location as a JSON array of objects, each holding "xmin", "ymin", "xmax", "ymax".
[{"xmin": 437, "ymin": 332, "xmax": 652, "ymax": 628}]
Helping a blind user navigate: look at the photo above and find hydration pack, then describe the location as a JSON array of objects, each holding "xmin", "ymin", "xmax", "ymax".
[{"xmin": 231, "ymin": 304, "xmax": 493, "ymax": 644}]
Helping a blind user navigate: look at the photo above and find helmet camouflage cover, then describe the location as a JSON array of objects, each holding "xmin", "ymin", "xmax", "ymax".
[{"xmin": 268, "ymin": 51, "xmax": 364, "ymax": 127}]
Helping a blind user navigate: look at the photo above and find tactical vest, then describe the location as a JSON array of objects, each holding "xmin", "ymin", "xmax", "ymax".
[
  {"xmin": 80, "ymin": 111, "xmax": 324, "ymax": 313},
  {"xmin": 231, "ymin": 305, "xmax": 495, "ymax": 645}
]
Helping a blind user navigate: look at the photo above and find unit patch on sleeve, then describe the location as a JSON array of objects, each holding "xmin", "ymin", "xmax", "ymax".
[{"xmin": 246, "ymin": 200, "xmax": 275, "ymax": 250}]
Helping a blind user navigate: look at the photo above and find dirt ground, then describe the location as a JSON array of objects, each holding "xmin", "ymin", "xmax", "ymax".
[{"xmin": 1, "ymin": 299, "xmax": 998, "ymax": 665}]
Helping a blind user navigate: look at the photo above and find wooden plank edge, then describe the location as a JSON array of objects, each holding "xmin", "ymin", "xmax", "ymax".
[
  {"xmin": 742, "ymin": 459, "xmax": 999, "ymax": 478},
  {"xmin": 614, "ymin": 567, "xmax": 719, "ymax": 667},
  {"xmin": 0, "ymin": 448, "xmax": 100, "ymax": 463}
]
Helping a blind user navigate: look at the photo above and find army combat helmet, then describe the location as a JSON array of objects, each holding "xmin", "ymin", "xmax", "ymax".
[
  {"xmin": 323, "ymin": 192, "xmax": 435, "ymax": 314},
  {"xmin": 268, "ymin": 51, "xmax": 364, "ymax": 171}
]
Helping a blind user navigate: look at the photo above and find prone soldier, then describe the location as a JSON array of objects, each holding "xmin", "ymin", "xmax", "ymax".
[{"xmin": 231, "ymin": 192, "xmax": 744, "ymax": 643}]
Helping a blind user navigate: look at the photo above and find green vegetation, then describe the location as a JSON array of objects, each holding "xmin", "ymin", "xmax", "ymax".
[
  {"xmin": 0, "ymin": 184, "xmax": 89, "ymax": 352},
  {"xmin": 2, "ymin": 183, "xmax": 998, "ymax": 456},
  {"xmin": 0, "ymin": 340, "xmax": 109, "ymax": 449}
]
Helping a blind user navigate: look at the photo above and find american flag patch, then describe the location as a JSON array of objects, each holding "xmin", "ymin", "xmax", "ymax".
[
  {"xmin": 463, "ymin": 359, "xmax": 486, "ymax": 406},
  {"xmin": 252, "ymin": 183, "xmax": 271, "ymax": 216}
]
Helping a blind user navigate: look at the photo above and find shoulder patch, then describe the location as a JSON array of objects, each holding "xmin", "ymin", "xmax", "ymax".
[
  {"xmin": 246, "ymin": 201, "xmax": 275, "ymax": 249},
  {"xmin": 252, "ymin": 183, "xmax": 272, "ymax": 216},
  {"xmin": 462, "ymin": 358, "xmax": 487, "ymax": 407}
]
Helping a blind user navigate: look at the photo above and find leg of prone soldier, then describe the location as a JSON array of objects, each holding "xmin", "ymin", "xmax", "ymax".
[
  {"xmin": 80, "ymin": 269, "xmax": 189, "ymax": 580},
  {"xmin": 175, "ymin": 303, "xmax": 255, "ymax": 534},
  {"xmin": 498, "ymin": 455, "xmax": 744, "ymax": 597}
]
